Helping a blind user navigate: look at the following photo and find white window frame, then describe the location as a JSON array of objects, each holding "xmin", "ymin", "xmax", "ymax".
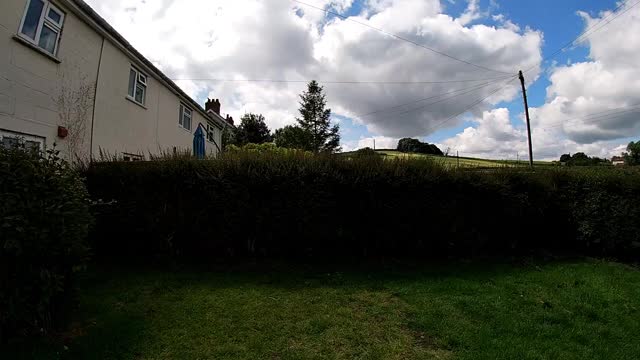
[
  {"xmin": 179, "ymin": 103, "xmax": 193, "ymax": 132},
  {"xmin": 127, "ymin": 67, "xmax": 147, "ymax": 106},
  {"xmin": 206, "ymin": 123, "xmax": 216, "ymax": 143},
  {"xmin": 18, "ymin": 0, "xmax": 65, "ymax": 56},
  {"xmin": 122, "ymin": 153, "xmax": 144, "ymax": 162},
  {"xmin": 0, "ymin": 129, "xmax": 45, "ymax": 150}
]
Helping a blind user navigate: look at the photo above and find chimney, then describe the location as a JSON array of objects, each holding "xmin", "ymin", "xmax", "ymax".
[
  {"xmin": 225, "ymin": 114, "xmax": 234, "ymax": 126},
  {"xmin": 205, "ymin": 98, "xmax": 221, "ymax": 115}
]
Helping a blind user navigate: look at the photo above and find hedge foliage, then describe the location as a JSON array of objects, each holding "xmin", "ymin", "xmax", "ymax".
[
  {"xmin": 85, "ymin": 151, "xmax": 640, "ymax": 261},
  {"xmin": 1, "ymin": 147, "xmax": 91, "ymax": 340}
]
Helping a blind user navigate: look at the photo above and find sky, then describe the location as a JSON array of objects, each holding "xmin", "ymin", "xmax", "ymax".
[{"xmin": 83, "ymin": 0, "xmax": 640, "ymax": 160}]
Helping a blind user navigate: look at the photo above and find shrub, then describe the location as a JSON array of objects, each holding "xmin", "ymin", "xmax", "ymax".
[
  {"xmin": 84, "ymin": 151, "xmax": 640, "ymax": 262},
  {"xmin": 0, "ymin": 146, "xmax": 92, "ymax": 340}
]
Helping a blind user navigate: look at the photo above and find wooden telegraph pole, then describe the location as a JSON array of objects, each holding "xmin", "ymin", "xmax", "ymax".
[{"xmin": 519, "ymin": 70, "xmax": 534, "ymax": 168}]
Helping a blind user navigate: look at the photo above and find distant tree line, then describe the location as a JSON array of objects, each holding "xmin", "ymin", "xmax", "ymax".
[
  {"xmin": 559, "ymin": 152, "xmax": 610, "ymax": 166},
  {"xmin": 396, "ymin": 138, "xmax": 443, "ymax": 156}
]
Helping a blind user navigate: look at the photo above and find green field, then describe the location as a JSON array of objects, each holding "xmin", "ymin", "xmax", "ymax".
[
  {"xmin": 5, "ymin": 260, "xmax": 640, "ymax": 360},
  {"xmin": 374, "ymin": 150, "xmax": 552, "ymax": 168},
  {"xmin": 343, "ymin": 149, "xmax": 553, "ymax": 168}
]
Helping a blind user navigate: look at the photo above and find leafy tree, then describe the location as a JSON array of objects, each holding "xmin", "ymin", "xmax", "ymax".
[
  {"xmin": 624, "ymin": 141, "xmax": 640, "ymax": 166},
  {"xmin": 296, "ymin": 81, "xmax": 341, "ymax": 153},
  {"xmin": 397, "ymin": 138, "xmax": 443, "ymax": 155},
  {"xmin": 272, "ymin": 81, "xmax": 341, "ymax": 153},
  {"xmin": 560, "ymin": 152, "xmax": 610, "ymax": 166},
  {"xmin": 234, "ymin": 113, "xmax": 272, "ymax": 145},
  {"xmin": 274, "ymin": 125, "xmax": 311, "ymax": 150}
]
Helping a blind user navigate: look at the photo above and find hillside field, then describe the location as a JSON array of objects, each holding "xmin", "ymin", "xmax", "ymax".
[{"xmin": 350, "ymin": 150, "xmax": 553, "ymax": 168}]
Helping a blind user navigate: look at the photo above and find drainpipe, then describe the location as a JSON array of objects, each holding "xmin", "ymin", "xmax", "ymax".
[{"xmin": 90, "ymin": 37, "xmax": 105, "ymax": 162}]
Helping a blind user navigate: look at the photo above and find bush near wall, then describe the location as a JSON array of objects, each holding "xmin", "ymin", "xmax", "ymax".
[
  {"xmin": 1, "ymin": 147, "xmax": 91, "ymax": 340},
  {"xmin": 85, "ymin": 152, "xmax": 640, "ymax": 261}
]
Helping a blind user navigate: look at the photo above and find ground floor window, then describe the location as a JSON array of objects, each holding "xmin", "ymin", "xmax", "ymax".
[
  {"xmin": 122, "ymin": 153, "xmax": 144, "ymax": 162},
  {"xmin": 0, "ymin": 130, "xmax": 44, "ymax": 150}
]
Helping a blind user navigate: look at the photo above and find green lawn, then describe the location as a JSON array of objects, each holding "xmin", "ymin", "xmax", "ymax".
[{"xmin": 4, "ymin": 260, "xmax": 640, "ymax": 359}]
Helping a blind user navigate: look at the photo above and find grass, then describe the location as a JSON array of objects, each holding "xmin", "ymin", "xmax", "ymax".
[
  {"xmin": 365, "ymin": 150, "xmax": 553, "ymax": 168},
  {"xmin": 3, "ymin": 259, "xmax": 640, "ymax": 359}
]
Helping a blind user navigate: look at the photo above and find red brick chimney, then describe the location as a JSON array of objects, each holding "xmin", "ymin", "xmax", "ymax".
[
  {"xmin": 205, "ymin": 98, "xmax": 221, "ymax": 114},
  {"xmin": 225, "ymin": 114, "xmax": 234, "ymax": 126}
]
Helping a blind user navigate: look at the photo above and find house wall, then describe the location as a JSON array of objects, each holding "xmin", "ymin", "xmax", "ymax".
[
  {"xmin": 0, "ymin": 0, "xmax": 102, "ymax": 159},
  {"xmin": 92, "ymin": 40, "xmax": 221, "ymax": 158},
  {"xmin": 0, "ymin": 0, "xmax": 223, "ymax": 160}
]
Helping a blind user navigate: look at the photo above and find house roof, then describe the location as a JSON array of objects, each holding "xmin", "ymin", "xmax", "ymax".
[{"xmin": 67, "ymin": 0, "xmax": 229, "ymax": 129}]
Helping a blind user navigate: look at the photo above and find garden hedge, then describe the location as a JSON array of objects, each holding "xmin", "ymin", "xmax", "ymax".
[
  {"xmin": 1, "ymin": 147, "xmax": 91, "ymax": 340},
  {"xmin": 85, "ymin": 151, "xmax": 640, "ymax": 261}
]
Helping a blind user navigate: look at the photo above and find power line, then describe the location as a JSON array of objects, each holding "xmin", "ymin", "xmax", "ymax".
[
  {"xmin": 369, "ymin": 78, "xmax": 517, "ymax": 120},
  {"xmin": 573, "ymin": 0, "xmax": 640, "ymax": 47},
  {"xmin": 541, "ymin": 105, "xmax": 640, "ymax": 130},
  {"xmin": 291, "ymin": 0, "xmax": 512, "ymax": 75},
  {"xmin": 353, "ymin": 80, "xmax": 502, "ymax": 118},
  {"xmin": 524, "ymin": 0, "xmax": 640, "ymax": 74},
  {"xmin": 423, "ymin": 77, "xmax": 519, "ymax": 133},
  {"xmin": 170, "ymin": 75, "xmax": 515, "ymax": 85}
]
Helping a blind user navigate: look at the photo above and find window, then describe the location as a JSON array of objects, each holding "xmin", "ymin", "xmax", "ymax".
[
  {"xmin": 179, "ymin": 104, "xmax": 192, "ymax": 131},
  {"xmin": 0, "ymin": 130, "xmax": 44, "ymax": 150},
  {"xmin": 127, "ymin": 67, "xmax": 147, "ymax": 106},
  {"xmin": 122, "ymin": 153, "xmax": 143, "ymax": 162},
  {"xmin": 19, "ymin": 0, "xmax": 65, "ymax": 55},
  {"xmin": 206, "ymin": 123, "xmax": 216, "ymax": 142}
]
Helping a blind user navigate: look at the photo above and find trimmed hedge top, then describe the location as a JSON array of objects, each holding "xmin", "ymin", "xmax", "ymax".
[{"xmin": 85, "ymin": 151, "xmax": 640, "ymax": 261}]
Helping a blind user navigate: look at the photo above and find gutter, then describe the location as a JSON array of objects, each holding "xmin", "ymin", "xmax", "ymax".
[{"xmin": 63, "ymin": 0, "xmax": 227, "ymax": 129}]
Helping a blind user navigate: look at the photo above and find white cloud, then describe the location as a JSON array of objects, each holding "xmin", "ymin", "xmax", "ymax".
[
  {"xmin": 440, "ymin": 1, "xmax": 640, "ymax": 160},
  {"xmin": 342, "ymin": 135, "xmax": 399, "ymax": 152},
  {"xmin": 441, "ymin": 108, "xmax": 527, "ymax": 158},
  {"xmin": 84, "ymin": 0, "xmax": 542, "ymax": 145},
  {"xmin": 533, "ymin": 3, "xmax": 640, "ymax": 143}
]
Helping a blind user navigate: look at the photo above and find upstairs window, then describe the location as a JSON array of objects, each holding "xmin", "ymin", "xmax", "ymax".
[
  {"xmin": 179, "ymin": 104, "xmax": 192, "ymax": 131},
  {"xmin": 206, "ymin": 123, "xmax": 216, "ymax": 142},
  {"xmin": 19, "ymin": 0, "xmax": 65, "ymax": 55},
  {"xmin": 127, "ymin": 67, "xmax": 147, "ymax": 106}
]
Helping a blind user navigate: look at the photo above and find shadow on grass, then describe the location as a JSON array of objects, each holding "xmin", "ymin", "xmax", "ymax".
[{"xmin": 3, "ymin": 258, "xmax": 638, "ymax": 360}]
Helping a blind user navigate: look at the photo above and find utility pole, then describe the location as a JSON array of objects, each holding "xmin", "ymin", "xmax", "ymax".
[
  {"xmin": 519, "ymin": 70, "xmax": 534, "ymax": 168},
  {"xmin": 373, "ymin": 138, "xmax": 376, "ymax": 150},
  {"xmin": 457, "ymin": 150, "xmax": 460, "ymax": 168}
]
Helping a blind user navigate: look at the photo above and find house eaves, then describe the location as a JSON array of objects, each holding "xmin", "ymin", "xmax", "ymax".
[{"xmin": 63, "ymin": 0, "xmax": 228, "ymax": 130}]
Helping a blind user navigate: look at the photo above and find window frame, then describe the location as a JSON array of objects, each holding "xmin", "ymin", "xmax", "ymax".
[
  {"xmin": 206, "ymin": 123, "xmax": 216, "ymax": 143},
  {"xmin": 122, "ymin": 153, "xmax": 144, "ymax": 162},
  {"xmin": 127, "ymin": 67, "xmax": 147, "ymax": 106},
  {"xmin": 178, "ymin": 103, "xmax": 193, "ymax": 132},
  {"xmin": 18, "ymin": 0, "xmax": 65, "ymax": 56},
  {"xmin": 0, "ymin": 129, "xmax": 45, "ymax": 150}
]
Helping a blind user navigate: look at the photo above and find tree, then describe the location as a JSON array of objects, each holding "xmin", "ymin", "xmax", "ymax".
[
  {"xmin": 397, "ymin": 138, "xmax": 443, "ymax": 155},
  {"xmin": 559, "ymin": 152, "xmax": 610, "ymax": 166},
  {"xmin": 296, "ymin": 81, "xmax": 341, "ymax": 153},
  {"xmin": 234, "ymin": 113, "xmax": 272, "ymax": 145},
  {"xmin": 273, "ymin": 125, "xmax": 311, "ymax": 150},
  {"xmin": 221, "ymin": 126, "xmax": 234, "ymax": 151},
  {"xmin": 624, "ymin": 141, "xmax": 640, "ymax": 166}
]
